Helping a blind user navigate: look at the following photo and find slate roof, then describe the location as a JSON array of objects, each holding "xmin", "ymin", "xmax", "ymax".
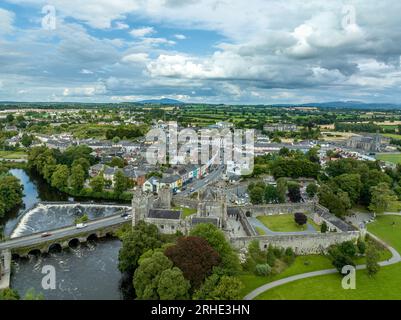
[
  {"xmin": 191, "ymin": 216, "xmax": 219, "ymax": 226},
  {"xmin": 148, "ymin": 209, "xmax": 181, "ymax": 220}
]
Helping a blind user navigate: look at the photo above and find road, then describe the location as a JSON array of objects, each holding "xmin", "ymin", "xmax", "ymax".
[
  {"xmin": 243, "ymin": 231, "xmax": 401, "ymax": 300},
  {"xmin": 0, "ymin": 214, "xmax": 130, "ymax": 251},
  {"xmin": 180, "ymin": 165, "xmax": 225, "ymax": 196}
]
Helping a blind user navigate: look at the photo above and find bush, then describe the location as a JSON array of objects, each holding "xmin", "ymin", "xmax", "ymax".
[
  {"xmin": 321, "ymin": 221, "xmax": 328, "ymax": 233},
  {"xmin": 338, "ymin": 241, "xmax": 357, "ymax": 258},
  {"xmin": 294, "ymin": 212, "xmax": 307, "ymax": 226},
  {"xmin": 255, "ymin": 264, "xmax": 272, "ymax": 276},
  {"xmin": 283, "ymin": 247, "xmax": 296, "ymax": 265},
  {"xmin": 266, "ymin": 246, "xmax": 276, "ymax": 266},
  {"xmin": 357, "ymin": 239, "xmax": 366, "ymax": 255}
]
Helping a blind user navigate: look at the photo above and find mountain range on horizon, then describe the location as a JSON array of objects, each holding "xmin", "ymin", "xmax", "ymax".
[{"xmin": 0, "ymin": 99, "xmax": 401, "ymax": 109}]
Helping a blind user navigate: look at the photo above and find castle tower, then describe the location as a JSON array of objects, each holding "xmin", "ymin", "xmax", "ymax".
[
  {"xmin": 158, "ymin": 185, "xmax": 172, "ymax": 209},
  {"xmin": 132, "ymin": 188, "xmax": 152, "ymax": 226}
]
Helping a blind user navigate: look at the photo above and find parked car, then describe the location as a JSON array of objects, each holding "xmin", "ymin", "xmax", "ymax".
[{"xmin": 41, "ymin": 232, "xmax": 52, "ymax": 238}]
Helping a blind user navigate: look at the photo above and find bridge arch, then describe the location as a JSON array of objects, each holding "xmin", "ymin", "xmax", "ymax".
[
  {"xmin": 27, "ymin": 249, "xmax": 42, "ymax": 257},
  {"xmin": 68, "ymin": 238, "xmax": 80, "ymax": 248},
  {"xmin": 87, "ymin": 233, "xmax": 98, "ymax": 242},
  {"xmin": 48, "ymin": 243, "xmax": 62, "ymax": 254}
]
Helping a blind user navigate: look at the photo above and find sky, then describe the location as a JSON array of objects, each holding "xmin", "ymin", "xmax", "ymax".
[{"xmin": 0, "ymin": 0, "xmax": 401, "ymax": 104}]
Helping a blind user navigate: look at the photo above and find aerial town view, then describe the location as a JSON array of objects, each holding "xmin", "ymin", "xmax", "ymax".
[{"xmin": 1, "ymin": 0, "xmax": 401, "ymax": 313}]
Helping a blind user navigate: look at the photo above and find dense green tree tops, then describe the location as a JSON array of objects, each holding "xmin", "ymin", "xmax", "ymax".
[
  {"xmin": 118, "ymin": 221, "xmax": 162, "ymax": 274},
  {"xmin": 90, "ymin": 172, "xmax": 105, "ymax": 193},
  {"xmin": 164, "ymin": 236, "xmax": 221, "ymax": 289},
  {"xmin": 0, "ymin": 288, "xmax": 20, "ymax": 300},
  {"xmin": 369, "ymin": 182, "xmax": 397, "ymax": 214},
  {"xmin": 133, "ymin": 251, "xmax": 190, "ymax": 300},
  {"xmin": 189, "ymin": 223, "xmax": 241, "ymax": 275},
  {"xmin": 0, "ymin": 173, "xmax": 24, "ymax": 218},
  {"xmin": 51, "ymin": 164, "xmax": 69, "ymax": 190}
]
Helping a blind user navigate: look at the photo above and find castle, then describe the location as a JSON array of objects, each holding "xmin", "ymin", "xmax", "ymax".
[
  {"xmin": 131, "ymin": 186, "xmax": 229, "ymax": 234},
  {"xmin": 131, "ymin": 186, "xmax": 361, "ymax": 254}
]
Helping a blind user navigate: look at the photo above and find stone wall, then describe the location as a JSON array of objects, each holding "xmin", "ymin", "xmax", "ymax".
[
  {"xmin": 238, "ymin": 203, "xmax": 315, "ymax": 217},
  {"xmin": 230, "ymin": 231, "xmax": 360, "ymax": 254},
  {"xmin": 172, "ymin": 196, "xmax": 198, "ymax": 209},
  {"xmin": 144, "ymin": 217, "xmax": 187, "ymax": 234}
]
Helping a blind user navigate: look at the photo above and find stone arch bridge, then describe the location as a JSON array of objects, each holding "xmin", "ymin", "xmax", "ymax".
[{"xmin": 0, "ymin": 213, "xmax": 131, "ymax": 258}]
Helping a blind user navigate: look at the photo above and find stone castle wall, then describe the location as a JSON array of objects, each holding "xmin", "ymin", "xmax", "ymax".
[
  {"xmin": 230, "ymin": 231, "xmax": 360, "ymax": 254},
  {"xmin": 238, "ymin": 203, "xmax": 315, "ymax": 217}
]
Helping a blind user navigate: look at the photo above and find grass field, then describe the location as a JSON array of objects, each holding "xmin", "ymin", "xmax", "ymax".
[
  {"xmin": 239, "ymin": 255, "xmax": 333, "ymax": 298},
  {"xmin": 257, "ymin": 214, "xmax": 317, "ymax": 232},
  {"xmin": 255, "ymin": 215, "xmax": 401, "ymax": 300},
  {"xmin": 0, "ymin": 151, "xmax": 27, "ymax": 159},
  {"xmin": 255, "ymin": 226, "xmax": 266, "ymax": 235},
  {"xmin": 173, "ymin": 207, "xmax": 197, "ymax": 218},
  {"xmin": 376, "ymin": 153, "xmax": 401, "ymax": 164},
  {"xmin": 383, "ymin": 133, "xmax": 401, "ymax": 140}
]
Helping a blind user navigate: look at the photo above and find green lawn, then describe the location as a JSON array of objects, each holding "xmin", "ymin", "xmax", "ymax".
[
  {"xmin": 0, "ymin": 151, "xmax": 27, "ymax": 159},
  {"xmin": 376, "ymin": 153, "xmax": 401, "ymax": 164},
  {"xmin": 257, "ymin": 214, "xmax": 318, "ymax": 232},
  {"xmin": 382, "ymin": 133, "xmax": 401, "ymax": 140},
  {"xmin": 255, "ymin": 227, "xmax": 266, "ymax": 235},
  {"xmin": 173, "ymin": 206, "xmax": 197, "ymax": 218},
  {"xmin": 239, "ymin": 255, "xmax": 333, "ymax": 298},
  {"xmin": 255, "ymin": 215, "xmax": 401, "ymax": 300}
]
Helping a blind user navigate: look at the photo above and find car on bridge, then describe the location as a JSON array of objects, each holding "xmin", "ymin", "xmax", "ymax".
[
  {"xmin": 76, "ymin": 223, "xmax": 87, "ymax": 229},
  {"xmin": 41, "ymin": 232, "xmax": 52, "ymax": 238}
]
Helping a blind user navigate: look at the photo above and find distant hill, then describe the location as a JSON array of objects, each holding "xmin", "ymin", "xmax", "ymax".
[
  {"xmin": 272, "ymin": 101, "xmax": 401, "ymax": 110},
  {"xmin": 135, "ymin": 98, "xmax": 185, "ymax": 105}
]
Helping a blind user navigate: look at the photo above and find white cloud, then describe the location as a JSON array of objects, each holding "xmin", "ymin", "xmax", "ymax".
[
  {"xmin": 0, "ymin": 8, "xmax": 15, "ymax": 35},
  {"xmin": 63, "ymin": 84, "xmax": 106, "ymax": 97},
  {"xmin": 115, "ymin": 21, "xmax": 129, "ymax": 30},
  {"xmin": 80, "ymin": 69, "xmax": 94, "ymax": 74},
  {"xmin": 130, "ymin": 26, "xmax": 155, "ymax": 37},
  {"xmin": 174, "ymin": 34, "xmax": 186, "ymax": 40},
  {"xmin": 121, "ymin": 53, "xmax": 149, "ymax": 63}
]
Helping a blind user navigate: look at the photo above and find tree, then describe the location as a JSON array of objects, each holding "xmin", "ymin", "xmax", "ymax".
[
  {"xmin": 318, "ymin": 184, "xmax": 351, "ymax": 217},
  {"xmin": 294, "ymin": 212, "xmax": 307, "ymax": 226},
  {"xmin": 276, "ymin": 177, "xmax": 287, "ymax": 203},
  {"xmin": 20, "ymin": 133, "xmax": 33, "ymax": 148},
  {"xmin": 72, "ymin": 158, "xmax": 91, "ymax": 177},
  {"xmin": 369, "ymin": 182, "xmax": 397, "ymax": 214},
  {"xmin": 70, "ymin": 164, "xmax": 85, "ymax": 192},
  {"xmin": 164, "ymin": 236, "xmax": 221, "ymax": 288},
  {"xmin": 90, "ymin": 172, "xmax": 105, "ymax": 193},
  {"xmin": 321, "ymin": 221, "xmax": 328, "ymax": 233},
  {"xmin": 306, "ymin": 183, "xmax": 318, "ymax": 198},
  {"xmin": 133, "ymin": 251, "xmax": 173, "ymax": 299},
  {"xmin": 114, "ymin": 169, "xmax": 128, "ymax": 195},
  {"xmin": 0, "ymin": 174, "xmax": 24, "ymax": 218},
  {"xmin": 193, "ymin": 274, "xmax": 243, "ymax": 300},
  {"xmin": 157, "ymin": 267, "xmax": 191, "ymax": 300},
  {"xmin": 23, "ymin": 288, "xmax": 44, "ymax": 300},
  {"xmin": 208, "ymin": 276, "xmax": 243, "ymax": 300},
  {"xmin": 51, "ymin": 164, "xmax": 69, "ymax": 190},
  {"xmin": 118, "ymin": 221, "xmax": 162, "ymax": 274},
  {"xmin": 328, "ymin": 244, "xmax": 356, "ymax": 273},
  {"xmin": 287, "ymin": 182, "xmax": 301, "ymax": 202},
  {"xmin": 366, "ymin": 244, "xmax": 380, "ymax": 276},
  {"xmin": 264, "ymin": 184, "xmax": 278, "ymax": 203},
  {"xmin": 248, "ymin": 185, "xmax": 265, "ymax": 204},
  {"xmin": 108, "ymin": 156, "xmax": 125, "ymax": 168},
  {"xmin": 190, "ymin": 223, "xmax": 241, "ymax": 275},
  {"xmin": 332, "ymin": 173, "xmax": 362, "ymax": 205},
  {"xmin": 0, "ymin": 288, "xmax": 20, "ymax": 300}
]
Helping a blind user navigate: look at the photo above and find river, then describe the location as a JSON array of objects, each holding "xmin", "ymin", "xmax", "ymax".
[{"xmin": 1, "ymin": 169, "xmax": 129, "ymax": 300}]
